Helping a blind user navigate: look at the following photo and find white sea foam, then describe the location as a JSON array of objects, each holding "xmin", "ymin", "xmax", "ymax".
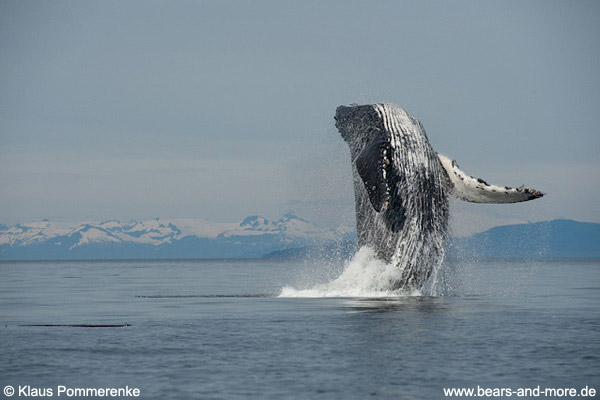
[{"xmin": 278, "ymin": 247, "xmax": 423, "ymax": 298}]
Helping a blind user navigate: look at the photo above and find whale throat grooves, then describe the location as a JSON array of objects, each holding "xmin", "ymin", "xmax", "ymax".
[{"xmin": 335, "ymin": 104, "xmax": 450, "ymax": 291}]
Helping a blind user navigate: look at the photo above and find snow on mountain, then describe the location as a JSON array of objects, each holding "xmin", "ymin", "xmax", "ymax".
[
  {"xmin": 0, "ymin": 219, "xmax": 183, "ymax": 248},
  {"xmin": 0, "ymin": 213, "xmax": 346, "ymax": 258},
  {"xmin": 0, "ymin": 220, "xmax": 75, "ymax": 246},
  {"xmin": 70, "ymin": 224, "xmax": 123, "ymax": 249},
  {"xmin": 218, "ymin": 213, "xmax": 338, "ymax": 241}
]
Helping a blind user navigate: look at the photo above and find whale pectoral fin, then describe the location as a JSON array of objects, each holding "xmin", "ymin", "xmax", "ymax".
[
  {"xmin": 437, "ymin": 154, "xmax": 544, "ymax": 203},
  {"xmin": 356, "ymin": 134, "xmax": 391, "ymax": 212}
]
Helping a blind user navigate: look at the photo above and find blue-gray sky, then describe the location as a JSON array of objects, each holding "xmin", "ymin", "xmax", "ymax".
[{"xmin": 1, "ymin": 0, "xmax": 599, "ymax": 234}]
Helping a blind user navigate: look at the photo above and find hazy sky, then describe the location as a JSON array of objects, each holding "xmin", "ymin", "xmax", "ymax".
[{"xmin": 1, "ymin": 0, "xmax": 599, "ymax": 234}]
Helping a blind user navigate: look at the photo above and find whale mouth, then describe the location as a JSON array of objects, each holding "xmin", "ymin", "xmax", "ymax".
[{"xmin": 334, "ymin": 104, "xmax": 382, "ymax": 142}]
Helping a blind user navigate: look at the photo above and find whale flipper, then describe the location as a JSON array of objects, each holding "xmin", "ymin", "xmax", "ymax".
[
  {"xmin": 355, "ymin": 132, "xmax": 392, "ymax": 212},
  {"xmin": 437, "ymin": 154, "xmax": 544, "ymax": 203}
]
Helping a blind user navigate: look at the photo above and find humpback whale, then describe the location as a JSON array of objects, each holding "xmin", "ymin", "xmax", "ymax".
[{"xmin": 335, "ymin": 103, "xmax": 543, "ymax": 291}]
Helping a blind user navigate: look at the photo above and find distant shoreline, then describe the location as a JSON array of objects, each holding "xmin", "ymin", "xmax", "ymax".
[{"xmin": 1, "ymin": 219, "xmax": 599, "ymax": 260}]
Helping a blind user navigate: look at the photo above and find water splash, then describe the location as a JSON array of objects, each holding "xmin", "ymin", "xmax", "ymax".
[{"xmin": 279, "ymin": 247, "xmax": 424, "ymax": 298}]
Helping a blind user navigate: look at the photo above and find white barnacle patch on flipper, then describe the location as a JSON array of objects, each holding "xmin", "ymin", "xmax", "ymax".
[{"xmin": 437, "ymin": 154, "xmax": 544, "ymax": 203}]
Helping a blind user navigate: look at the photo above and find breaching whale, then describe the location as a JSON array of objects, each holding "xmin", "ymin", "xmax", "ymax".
[{"xmin": 335, "ymin": 103, "xmax": 544, "ymax": 291}]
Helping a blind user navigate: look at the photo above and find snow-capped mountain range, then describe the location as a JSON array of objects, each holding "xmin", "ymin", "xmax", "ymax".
[
  {"xmin": 0, "ymin": 214, "xmax": 354, "ymax": 260},
  {"xmin": 2, "ymin": 216, "xmax": 598, "ymax": 260}
]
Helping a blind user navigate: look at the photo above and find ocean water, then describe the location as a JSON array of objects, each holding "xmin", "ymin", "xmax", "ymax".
[{"xmin": 1, "ymin": 255, "xmax": 599, "ymax": 399}]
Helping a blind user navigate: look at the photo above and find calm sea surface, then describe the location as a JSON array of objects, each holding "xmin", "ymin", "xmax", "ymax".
[{"xmin": 1, "ymin": 258, "xmax": 599, "ymax": 399}]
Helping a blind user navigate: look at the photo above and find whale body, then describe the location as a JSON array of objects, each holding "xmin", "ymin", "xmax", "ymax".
[{"xmin": 335, "ymin": 103, "xmax": 543, "ymax": 290}]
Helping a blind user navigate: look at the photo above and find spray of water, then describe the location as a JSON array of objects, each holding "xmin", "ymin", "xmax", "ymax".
[{"xmin": 278, "ymin": 247, "xmax": 427, "ymax": 298}]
